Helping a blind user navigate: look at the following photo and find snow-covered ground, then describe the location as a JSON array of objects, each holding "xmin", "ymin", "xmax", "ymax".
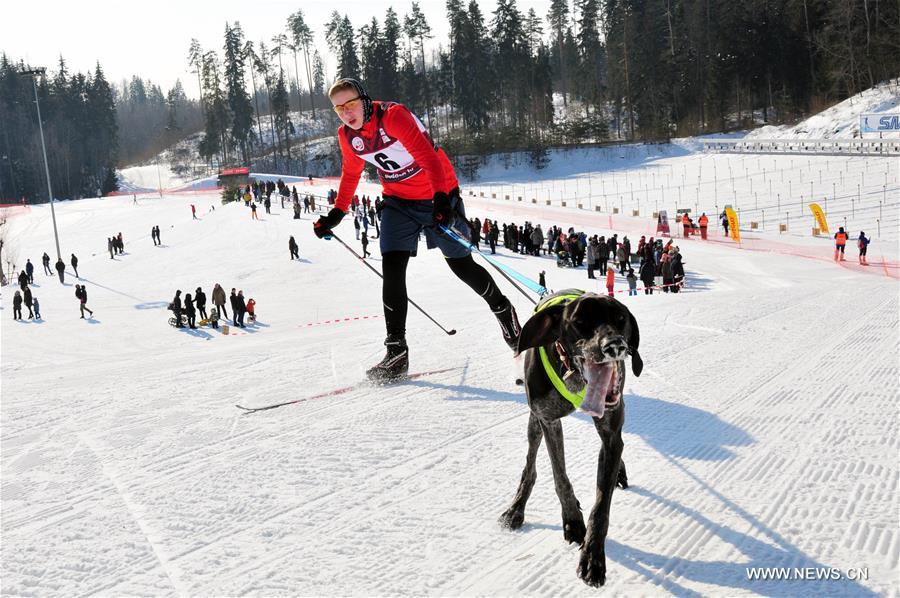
[{"xmin": 2, "ymin": 169, "xmax": 897, "ymax": 595}]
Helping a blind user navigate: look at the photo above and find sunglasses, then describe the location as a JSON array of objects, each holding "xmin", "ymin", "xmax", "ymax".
[{"xmin": 332, "ymin": 96, "xmax": 362, "ymax": 114}]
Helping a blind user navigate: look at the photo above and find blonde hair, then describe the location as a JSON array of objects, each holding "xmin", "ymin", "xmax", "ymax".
[{"xmin": 328, "ymin": 79, "xmax": 358, "ymax": 99}]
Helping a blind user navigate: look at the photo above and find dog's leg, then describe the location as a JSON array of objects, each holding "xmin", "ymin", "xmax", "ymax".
[
  {"xmin": 617, "ymin": 459, "xmax": 628, "ymax": 489},
  {"xmin": 577, "ymin": 418, "xmax": 624, "ymax": 587},
  {"xmin": 540, "ymin": 418, "xmax": 586, "ymax": 545},
  {"xmin": 499, "ymin": 412, "xmax": 542, "ymax": 530}
]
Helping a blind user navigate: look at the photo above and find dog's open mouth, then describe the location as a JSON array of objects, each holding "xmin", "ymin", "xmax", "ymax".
[{"xmin": 579, "ymin": 360, "xmax": 622, "ymax": 418}]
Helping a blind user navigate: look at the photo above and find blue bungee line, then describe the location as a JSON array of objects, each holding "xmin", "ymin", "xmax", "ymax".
[{"xmin": 440, "ymin": 225, "xmax": 547, "ymax": 301}]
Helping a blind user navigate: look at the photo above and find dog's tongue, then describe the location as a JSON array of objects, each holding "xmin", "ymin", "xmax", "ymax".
[{"xmin": 580, "ymin": 362, "xmax": 615, "ymax": 418}]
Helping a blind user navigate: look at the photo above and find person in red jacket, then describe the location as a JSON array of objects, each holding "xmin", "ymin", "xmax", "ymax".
[{"xmin": 313, "ymin": 78, "xmax": 520, "ymax": 381}]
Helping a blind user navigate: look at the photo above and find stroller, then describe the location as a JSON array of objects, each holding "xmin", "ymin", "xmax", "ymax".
[
  {"xmin": 167, "ymin": 303, "xmax": 188, "ymax": 328},
  {"xmin": 556, "ymin": 250, "xmax": 573, "ymax": 268}
]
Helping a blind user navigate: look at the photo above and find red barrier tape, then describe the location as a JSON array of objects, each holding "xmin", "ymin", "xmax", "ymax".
[{"xmin": 298, "ymin": 314, "xmax": 381, "ymax": 329}]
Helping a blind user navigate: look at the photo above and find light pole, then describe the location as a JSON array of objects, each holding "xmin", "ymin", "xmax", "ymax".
[{"xmin": 21, "ymin": 68, "xmax": 62, "ymax": 262}]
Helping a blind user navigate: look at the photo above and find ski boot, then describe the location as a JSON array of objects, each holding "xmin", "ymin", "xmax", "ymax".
[
  {"xmin": 493, "ymin": 298, "xmax": 522, "ymax": 352},
  {"xmin": 366, "ymin": 335, "xmax": 409, "ymax": 383}
]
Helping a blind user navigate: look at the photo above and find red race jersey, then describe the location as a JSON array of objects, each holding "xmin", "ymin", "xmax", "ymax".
[{"xmin": 334, "ymin": 101, "xmax": 458, "ymax": 212}]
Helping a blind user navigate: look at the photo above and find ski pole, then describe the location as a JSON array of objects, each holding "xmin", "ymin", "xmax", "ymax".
[
  {"xmin": 330, "ymin": 232, "xmax": 457, "ymax": 336},
  {"xmin": 440, "ymin": 224, "xmax": 541, "ymax": 305}
]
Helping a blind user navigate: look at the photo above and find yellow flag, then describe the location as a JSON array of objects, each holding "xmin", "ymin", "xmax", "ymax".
[
  {"xmin": 725, "ymin": 207, "xmax": 741, "ymax": 242},
  {"xmin": 809, "ymin": 203, "xmax": 829, "ymax": 234}
]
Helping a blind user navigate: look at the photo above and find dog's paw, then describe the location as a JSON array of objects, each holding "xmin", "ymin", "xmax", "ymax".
[
  {"xmin": 498, "ymin": 508, "xmax": 525, "ymax": 530},
  {"xmin": 563, "ymin": 515, "xmax": 586, "ymax": 545},
  {"xmin": 577, "ymin": 547, "xmax": 607, "ymax": 587}
]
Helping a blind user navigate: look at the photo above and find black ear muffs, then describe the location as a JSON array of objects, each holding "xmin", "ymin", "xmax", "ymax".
[
  {"xmin": 627, "ymin": 311, "xmax": 643, "ymax": 377},
  {"xmin": 516, "ymin": 303, "xmax": 566, "ymax": 356}
]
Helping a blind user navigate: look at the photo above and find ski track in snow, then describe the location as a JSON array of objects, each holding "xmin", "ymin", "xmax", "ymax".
[{"xmin": 2, "ymin": 160, "xmax": 898, "ymax": 596}]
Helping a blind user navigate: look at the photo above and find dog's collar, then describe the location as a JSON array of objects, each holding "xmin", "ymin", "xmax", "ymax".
[{"xmin": 535, "ymin": 290, "xmax": 587, "ymax": 409}]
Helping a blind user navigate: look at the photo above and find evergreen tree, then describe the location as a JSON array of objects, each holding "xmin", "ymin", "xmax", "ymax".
[{"xmin": 224, "ymin": 22, "xmax": 254, "ymax": 163}]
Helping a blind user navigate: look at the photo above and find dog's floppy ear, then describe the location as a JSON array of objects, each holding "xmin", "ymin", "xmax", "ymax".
[
  {"xmin": 627, "ymin": 311, "xmax": 643, "ymax": 377},
  {"xmin": 516, "ymin": 303, "xmax": 565, "ymax": 356}
]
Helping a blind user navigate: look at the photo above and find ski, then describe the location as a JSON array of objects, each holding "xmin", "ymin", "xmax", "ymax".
[{"xmin": 235, "ymin": 366, "xmax": 461, "ymax": 414}]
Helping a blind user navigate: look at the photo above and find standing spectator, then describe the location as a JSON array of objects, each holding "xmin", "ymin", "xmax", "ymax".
[
  {"xmin": 171, "ymin": 290, "xmax": 183, "ymax": 327},
  {"xmin": 108, "ymin": 237, "xmax": 115, "ymax": 259},
  {"xmin": 833, "ymin": 227, "xmax": 848, "ymax": 261},
  {"xmin": 661, "ymin": 251, "xmax": 675, "ymax": 292},
  {"xmin": 42, "ymin": 252, "xmax": 52, "ymax": 275},
  {"xmin": 246, "ymin": 297, "xmax": 257, "ymax": 323},
  {"xmin": 251, "ymin": 202, "xmax": 259, "ymax": 220},
  {"xmin": 55, "ymin": 258, "xmax": 66, "ymax": 283},
  {"xmin": 721, "ymin": 211, "xmax": 729, "ymax": 236},
  {"xmin": 212, "ymin": 284, "xmax": 228, "ymax": 320},
  {"xmin": 184, "ymin": 293, "xmax": 197, "ymax": 329},
  {"xmin": 531, "ymin": 225, "xmax": 544, "ymax": 257},
  {"xmin": 23, "ymin": 286, "xmax": 34, "ymax": 318},
  {"xmin": 230, "ymin": 288, "xmax": 240, "ymax": 326},
  {"xmin": 361, "ymin": 231, "xmax": 371, "ymax": 258},
  {"xmin": 191, "ymin": 204, "xmax": 198, "ymax": 220},
  {"xmin": 117, "ymin": 232, "xmax": 124, "ymax": 254},
  {"xmin": 264, "ymin": 196, "xmax": 271, "ymax": 214},
  {"xmin": 289, "ymin": 236, "xmax": 300, "ymax": 260},
  {"xmin": 25, "ymin": 259, "xmax": 34, "ymax": 284},
  {"xmin": 616, "ymin": 243, "xmax": 628, "ymax": 275},
  {"xmin": 605, "ymin": 265, "xmax": 616, "ymax": 297},
  {"xmin": 369, "ymin": 206, "xmax": 378, "ymax": 237},
  {"xmin": 587, "ymin": 237, "xmax": 599, "ymax": 279},
  {"xmin": 195, "ymin": 286, "xmax": 208, "ymax": 320},
  {"xmin": 626, "ymin": 269, "xmax": 638, "ymax": 295},
  {"xmin": 538, "ymin": 270, "xmax": 546, "ymax": 290},
  {"xmin": 672, "ymin": 251, "xmax": 685, "ymax": 292},
  {"xmin": 682, "ymin": 213, "xmax": 691, "ymax": 237},
  {"xmin": 858, "ymin": 231, "xmax": 870, "ymax": 265},
  {"xmin": 598, "ymin": 236, "xmax": 608, "ymax": 275},
  {"xmin": 32, "ymin": 295, "xmax": 41, "ymax": 320},
  {"xmin": 70, "ymin": 253, "xmax": 79, "ymax": 278},
  {"xmin": 698, "ymin": 213, "xmax": 709, "ymax": 239},
  {"xmin": 18, "ymin": 269, "xmax": 28, "ymax": 291},
  {"xmin": 76, "ymin": 284, "xmax": 94, "ymax": 319},
  {"xmin": 354, "ymin": 214, "xmax": 361, "ymax": 240},
  {"xmin": 303, "ymin": 194, "xmax": 311, "ymax": 214},
  {"xmin": 12, "ymin": 290, "xmax": 22, "ymax": 320},
  {"xmin": 639, "ymin": 258, "xmax": 655, "ymax": 295},
  {"xmin": 235, "ymin": 290, "xmax": 247, "ymax": 328}
]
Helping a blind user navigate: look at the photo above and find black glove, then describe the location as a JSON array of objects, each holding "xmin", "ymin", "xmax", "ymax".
[
  {"xmin": 432, "ymin": 191, "xmax": 453, "ymax": 231},
  {"xmin": 314, "ymin": 208, "xmax": 346, "ymax": 239}
]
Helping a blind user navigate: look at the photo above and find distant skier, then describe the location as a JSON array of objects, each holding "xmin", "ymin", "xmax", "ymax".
[
  {"xmin": 70, "ymin": 253, "xmax": 79, "ymax": 278},
  {"xmin": 191, "ymin": 204, "xmax": 198, "ymax": 220},
  {"xmin": 55, "ymin": 258, "xmax": 66, "ymax": 283},
  {"xmin": 289, "ymin": 236, "xmax": 299, "ymax": 260}
]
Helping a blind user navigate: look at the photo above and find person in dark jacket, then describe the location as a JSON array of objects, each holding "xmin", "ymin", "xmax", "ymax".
[
  {"xmin": 361, "ymin": 231, "xmax": 371, "ymax": 258},
  {"xmin": 25, "ymin": 259, "xmax": 34, "ymax": 284},
  {"xmin": 195, "ymin": 287, "xmax": 208, "ymax": 320},
  {"xmin": 212, "ymin": 283, "xmax": 228, "ymax": 320},
  {"xmin": 42, "ymin": 252, "xmax": 51, "ymax": 275},
  {"xmin": 32, "ymin": 295, "xmax": 41, "ymax": 319},
  {"xmin": 639, "ymin": 259, "xmax": 656, "ymax": 295},
  {"xmin": 108, "ymin": 237, "xmax": 115, "ymax": 259},
  {"xmin": 76, "ymin": 284, "xmax": 94, "ymax": 318},
  {"xmin": 23, "ymin": 286, "xmax": 34, "ymax": 318},
  {"xmin": 171, "ymin": 290, "xmax": 183, "ymax": 327},
  {"xmin": 235, "ymin": 290, "xmax": 247, "ymax": 328},
  {"xmin": 184, "ymin": 293, "xmax": 197, "ymax": 329},
  {"xmin": 70, "ymin": 253, "xmax": 79, "ymax": 278},
  {"xmin": 55, "ymin": 258, "xmax": 66, "ymax": 283},
  {"xmin": 289, "ymin": 236, "xmax": 299, "ymax": 260},
  {"xmin": 672, "ymin": 252, "xmax": 685, "ymax": 292},
  {"xmin": 12, "ymin": 290, "xmax": 22, "ymax": 320},
  {"xmin": 18, "ymin": 270, "xmax": 28, "ymax": 291},
  {"xmin": 661, "ymin": 251, "xmax": 675, "ymax": 292},
  {"xmin": 230, "ymin": 288, "xmax": 240, "ymax": 326}
]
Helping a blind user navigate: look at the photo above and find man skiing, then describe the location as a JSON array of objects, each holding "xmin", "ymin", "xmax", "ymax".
[{"xmin": 313, "ymin": 78, "xmax": 521, "ymax": 381}]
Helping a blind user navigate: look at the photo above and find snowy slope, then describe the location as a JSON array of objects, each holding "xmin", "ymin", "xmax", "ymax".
[
  {"xmin": 1, "ymin": 178, "xmax": 897, "ymax": 595},
  {"xmin": 745, "ymin": 78, "xmax": 900, "ymax": 140}
]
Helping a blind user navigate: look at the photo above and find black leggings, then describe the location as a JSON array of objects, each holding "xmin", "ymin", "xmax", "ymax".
[{"xmin": 381, "ymin": 251, "xmax": 506, "ymax": 337}]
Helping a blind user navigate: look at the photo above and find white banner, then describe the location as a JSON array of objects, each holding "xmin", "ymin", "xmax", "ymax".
[{"xmin": 860, "ymin": 113, "xmax": 900, "ymax": 134}]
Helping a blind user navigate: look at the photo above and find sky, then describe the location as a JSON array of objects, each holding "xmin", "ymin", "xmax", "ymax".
[{"xmin": 5, "ymin": 0, "xmax": 549, "ymax": 98}]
